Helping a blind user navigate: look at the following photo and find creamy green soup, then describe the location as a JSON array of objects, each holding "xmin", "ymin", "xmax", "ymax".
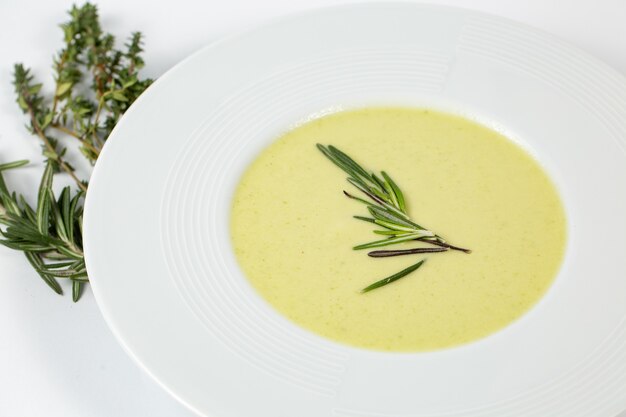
[{"xmin": 231, "ymin": 107, "xmax": 567, "ymax": 351}]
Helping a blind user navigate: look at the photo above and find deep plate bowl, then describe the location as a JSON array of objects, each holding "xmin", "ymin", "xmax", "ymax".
[{"xmin": 84, "ymin": 4, "xmax": 626, "ymax": 416}]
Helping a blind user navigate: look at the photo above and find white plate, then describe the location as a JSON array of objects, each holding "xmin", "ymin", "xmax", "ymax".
[{"xmin": 83, "ymin": 4, "xmax": 626, "ymax": 416}]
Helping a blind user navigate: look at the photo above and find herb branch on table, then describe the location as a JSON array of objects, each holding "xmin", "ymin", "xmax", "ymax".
[
  {"xmin": 0, "ymin": 3, "xmax": 152, "ymax": 301},
  {"xmin": 317, "ymin": 144, "xmax": 471, "ymax": 293}
]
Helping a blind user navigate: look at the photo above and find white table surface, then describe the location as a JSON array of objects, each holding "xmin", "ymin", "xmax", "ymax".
[{"xmin": 1, "ymin": 1, "xmax": 624, "ymax": 416}]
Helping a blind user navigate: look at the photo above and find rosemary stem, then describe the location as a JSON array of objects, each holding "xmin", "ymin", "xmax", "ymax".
[
  {"xmin": 424, "ymin": 239, "xmax": 472, "ymax": 254},
  {"xmin": 368, "ymin": 247, "xmax": 448, "ymax": 257}
]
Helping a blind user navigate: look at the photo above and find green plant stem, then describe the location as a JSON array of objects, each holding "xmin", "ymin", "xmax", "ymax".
[
  {"xmin": 51, "ymin": 55, "xmax": 68, "ymax": 116},
  {"xmin": 51, "ymin": 123, "xmax": 101, "ymax": 156},
  {"xmin": 91, "ymin": 96, "xmax": 106, "ymax": 147},
  {"xmin": 27, "ymin": 108, "xmax": 87, "ymax": 192}
]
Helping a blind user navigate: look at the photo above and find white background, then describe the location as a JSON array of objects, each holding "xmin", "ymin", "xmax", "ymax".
[{"xmin": 0, "ymin": 1, "xmax": 625, "ymax": 416}]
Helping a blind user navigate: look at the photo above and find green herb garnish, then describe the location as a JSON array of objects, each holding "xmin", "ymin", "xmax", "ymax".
[
  {"xmin": 317, "ymin": 144, "xmax": 470, "ymax": 292},
  {"xmin": 0, "ymin": 3, "xmax": 152, "ymax": 301},
  {"xmin": 361, "ymin": 259, "xmax": 427, "ymax": 293}
]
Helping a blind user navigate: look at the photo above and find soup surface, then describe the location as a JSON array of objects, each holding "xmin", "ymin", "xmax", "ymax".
[{"xmin": 230, "ymin": 108, "xmax": 566, "ymax": 351}]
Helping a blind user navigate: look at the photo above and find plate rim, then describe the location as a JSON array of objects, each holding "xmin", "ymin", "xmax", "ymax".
[{"xmin": 83, "ymin": 3, "xmax": 626, "ymax": 416}]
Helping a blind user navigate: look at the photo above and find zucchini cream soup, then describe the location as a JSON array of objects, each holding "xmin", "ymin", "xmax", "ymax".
[{"xmin": 230, "ymin": 108, "xmax": 566, "ymax": 351}]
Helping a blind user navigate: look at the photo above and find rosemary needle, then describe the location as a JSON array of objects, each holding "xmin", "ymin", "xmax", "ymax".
[{"xmin": 361, "ymin": 259, "xmax": 427, "ymax": 293}]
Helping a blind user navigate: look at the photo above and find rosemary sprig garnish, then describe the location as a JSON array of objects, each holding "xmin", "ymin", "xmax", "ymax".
[
  {"xmin": 0, "ymin": 3, "xmax": 151, "ymax": 301},
  {"xmin": 317, "ymin": 144, "xmax": 470, "ymax": 292},
  {"xmin": 0, "ymin": 160, "xmax": 87, "ymax": 299}
]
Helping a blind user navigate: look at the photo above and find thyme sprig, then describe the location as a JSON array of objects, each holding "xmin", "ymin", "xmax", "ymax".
[
  {"xmin": 317, "ymin": 144, "xmax": 470, "ymax": 292},
  {"xmin": 0, "ymin": 3, "xmax": 152, "ymax": 301}
]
